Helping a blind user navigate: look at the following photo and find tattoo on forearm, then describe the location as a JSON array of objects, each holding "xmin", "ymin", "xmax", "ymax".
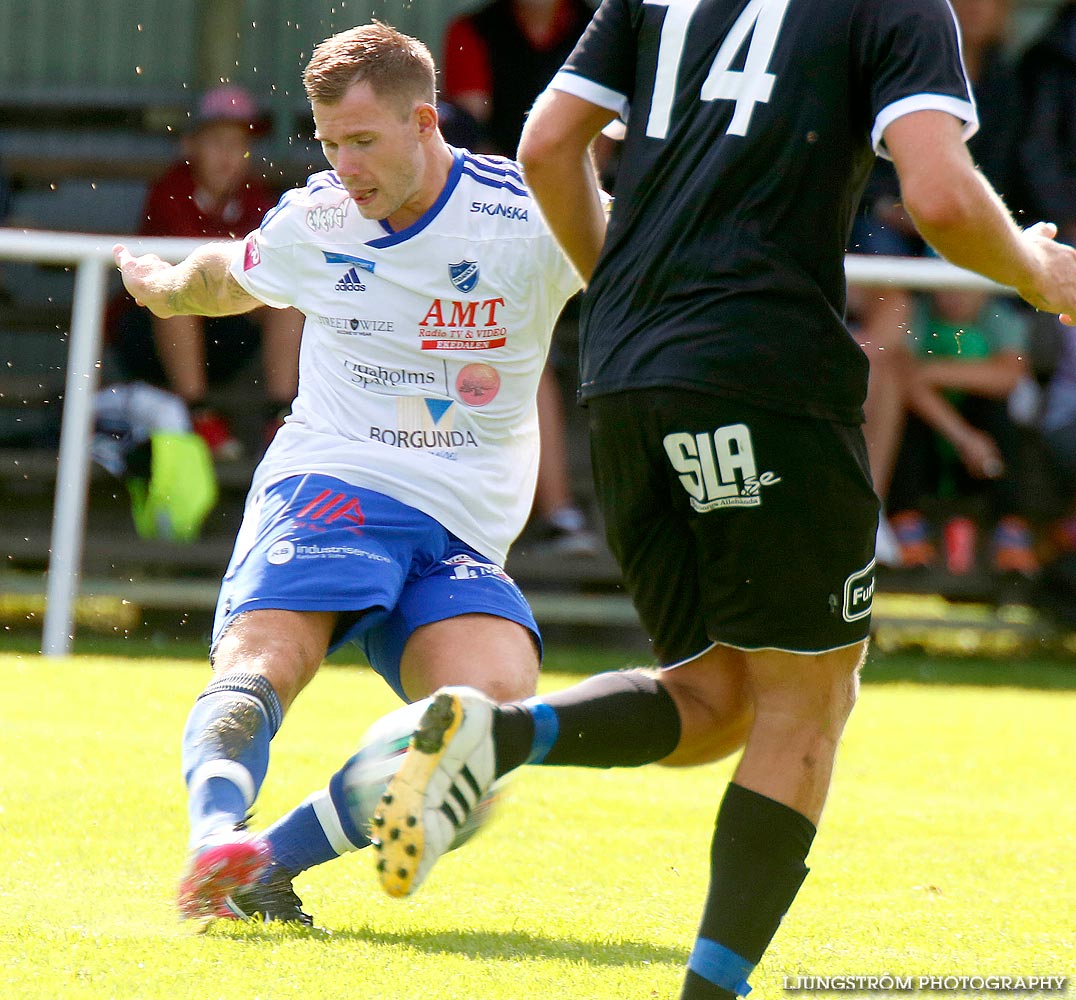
[{"xmin": 167, "ymin": 246, "xmax": 256, "ymax": 316}]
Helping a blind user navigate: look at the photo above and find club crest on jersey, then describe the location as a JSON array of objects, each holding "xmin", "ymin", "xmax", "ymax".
[
  {"xmin": 449, "ymin": 259, "xmax": 480, "ymax": 293},
  {"xmin": 663, "ymin": 424, "xmax": 781, "ymax": 512}
]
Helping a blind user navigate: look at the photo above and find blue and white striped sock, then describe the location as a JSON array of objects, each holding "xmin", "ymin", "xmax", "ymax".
[
  {"xmin": 182, "ymin": 672, "xmax": 282, "ymax": 849},
  {"xmin": 261, "ymin": 754, "xmax": 372, "ymax": 874}
]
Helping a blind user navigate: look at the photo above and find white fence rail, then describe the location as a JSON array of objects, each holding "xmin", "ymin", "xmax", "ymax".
[{"xmin": 0, "ymin": 226, "xmax": 1009, "ymax": 656}]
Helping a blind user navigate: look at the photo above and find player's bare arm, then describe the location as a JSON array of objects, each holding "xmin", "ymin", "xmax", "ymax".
[
  {"xmin": 113, "ymin": 241, "xmax": 262, "ymax": 319},
  {"xmin": 887, "ymin": 111, "xmax": 1076, "ymax": 324},
  {"xmin": 518, "ymin": 89, "xmax": 612, "ymax": 283}
]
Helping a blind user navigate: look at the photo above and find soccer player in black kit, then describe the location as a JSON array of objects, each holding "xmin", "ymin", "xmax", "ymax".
[{"xmin": 371, "ymin": 0, "xmax": 1076, "ymax": 996}]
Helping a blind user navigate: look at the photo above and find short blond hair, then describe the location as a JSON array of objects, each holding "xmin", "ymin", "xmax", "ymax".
[{"xmin": 303, "ymin": 21, "xmax": 436, "ymax": 115}]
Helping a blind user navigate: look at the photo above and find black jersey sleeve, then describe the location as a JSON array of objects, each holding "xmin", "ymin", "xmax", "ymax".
[
  {"xmin": 851, "ymin": 0, "xmax": 976, "ymax": 157},
  {"xmin": 552, "ymin": 0, "xmax": 635, "ymax": 117}
]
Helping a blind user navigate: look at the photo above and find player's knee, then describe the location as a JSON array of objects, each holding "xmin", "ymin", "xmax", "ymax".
[
  {"xmin": 825, "ymin": 644, "xmax": 865, "ymax": 720},
  {"xmin": 470, "ymin": 640, "xmax": 540, "ymax": 702},
  {"xmin": 211, "ymin": 612, "xmax": 326, "ymax": 710},
  {"xmin": 748, "ymin": 643, "xmax": 864, "ymax": 733},
  {"xmin": 659, "ymin": 669, "xmax": 753, "ymax": 766},
  {"xmin": 471, "ymin": 665, "xmax": 538, "ymax": 704}
]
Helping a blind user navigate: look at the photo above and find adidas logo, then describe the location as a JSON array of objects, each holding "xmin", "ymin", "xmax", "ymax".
[
  {"xmin": 438, "ymin": 765, "xmax": 482, "ymax": 828},
  {"xmin": 335, "ymin": 268, "xmax": 367, "ymax": 292}
]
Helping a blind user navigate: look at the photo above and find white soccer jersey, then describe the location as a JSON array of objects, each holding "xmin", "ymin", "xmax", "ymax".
[{"xmin": 230, "ymin": 149, "xmax": 581, "ymax": 564}]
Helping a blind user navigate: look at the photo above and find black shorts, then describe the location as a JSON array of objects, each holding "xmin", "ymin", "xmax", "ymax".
[{"xmin": 589, "ymin": 389, "xmax": 879, "ymax": 663}]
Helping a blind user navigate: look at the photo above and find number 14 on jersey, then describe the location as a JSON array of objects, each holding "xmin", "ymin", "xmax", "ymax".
[{"xmin": 643, "ymin": 0, "xmax": 793, "ymax": 139}]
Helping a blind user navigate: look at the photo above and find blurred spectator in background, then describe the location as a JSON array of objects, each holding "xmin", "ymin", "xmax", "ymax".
[
  {"xmin": 1041, "ymin": 327, "xmax": 1076, "ymax": 508},
  {"xmin": 434, "ymin": 99, "xmax": 482, "ymax": 150},
  {"xmin": 1016, "ymin": 0, "xmax": 1076, "ymax": 246},
  {"xmin": 1019, "ymin": 2, "xmax": 1076, "ymax": 613},
  {"xmin": 886, "ymin": 289, "xmax": 1037, "ymax": 576},
  {"xmin": 107, "ymin": 85, "xmax": 302, "ymax": 459},
  {"xmin": 850, "ymin": 0, "xmax": 1023, "ymax": 566},
  {"xmin": 442, "ymin": 0, "xmax": 595, "ymax": 155},
  {"xmin": 1037, "ymin": 326, "xmax": 1076, "ymax": 620},
  {"xmin": 443, "ymin": 0, "xmax": 599, "ymax": 555}
]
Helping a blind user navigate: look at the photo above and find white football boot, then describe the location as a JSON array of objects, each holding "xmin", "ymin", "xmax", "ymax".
[{"xmin": 371, "ymin": 686, "xmax": 496, "ymax": 897}]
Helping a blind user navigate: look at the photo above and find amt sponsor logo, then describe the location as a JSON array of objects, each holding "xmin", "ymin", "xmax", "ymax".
[
  {"xmin": 470, "ymin": 202, "xmax": 529, "ymax": 221},
  {"xmin": 418, "ymin": 297, "xmax": 507, "ymax": 351}
]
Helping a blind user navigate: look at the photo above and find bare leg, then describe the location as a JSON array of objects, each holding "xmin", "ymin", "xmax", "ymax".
[
  {"xmin": 177, "ymin": 609, "xmax": 336, "ymax": 919},
  {"xmin": 657, "ymin": 645, "xmax": 754, "ymax": 767},
  {"xmin": 210, "ymin": 608, "xmax": 334, "ymax": 711},
  {"xmin": 734, "ymin": 642, "xmax": 865, "ymax": 822},
  {"xmin": 397, "ymin": 612, "xmax": 539, "ymax": 704},
  {"xmin": 856, "ymin": 289, "xmax": 913, "ymax": 500},
  {"xmin": 678, "ymin": 640, "xmax": 865, "ymax": 998},
  {"xmin": 533, "ymin": 363, "xmax": 575, "ymax": 519},
  {"xmin": 242, "ymin": 613, "xmax": 540, "ymax": 907},
  {"xmin": 153, "ymin": 314, "xmax": 208, "ymax": 403}
]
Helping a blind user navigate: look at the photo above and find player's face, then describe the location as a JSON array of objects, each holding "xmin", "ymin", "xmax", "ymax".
[{"xmin": 313, "ymin": 82, "xmax": 436, "ymax": 230}]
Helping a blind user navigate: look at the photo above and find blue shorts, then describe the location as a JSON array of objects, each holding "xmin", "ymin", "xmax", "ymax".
[{"xmin": 212, "ymin": 474, "xmax": 540, "ymax": 699}]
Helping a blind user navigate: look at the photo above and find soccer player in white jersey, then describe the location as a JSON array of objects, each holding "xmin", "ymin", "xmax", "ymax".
[{"xmin": 114, "ymin": 21, "xmax": 581, "ymax": 925}]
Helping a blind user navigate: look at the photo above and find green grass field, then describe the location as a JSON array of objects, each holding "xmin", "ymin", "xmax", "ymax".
[{"xmin": 1, "ymin": 647, "xmax": 1073, "ymax": 1000}]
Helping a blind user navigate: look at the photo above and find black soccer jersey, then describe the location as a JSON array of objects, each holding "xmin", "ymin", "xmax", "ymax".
[{"xmin": 553, "ymin": 0, "xmax": 976, "ymax": 422}]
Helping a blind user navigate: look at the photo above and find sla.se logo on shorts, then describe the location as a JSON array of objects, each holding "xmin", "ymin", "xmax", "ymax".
[{"xmin": 663, "ymin": 424, "xmax": 781, "ymax": 512}]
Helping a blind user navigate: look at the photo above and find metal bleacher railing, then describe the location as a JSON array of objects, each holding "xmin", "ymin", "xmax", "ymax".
[{"xmin": 0, "ymin": 226, "xmax": 1009, "ymax": 657}]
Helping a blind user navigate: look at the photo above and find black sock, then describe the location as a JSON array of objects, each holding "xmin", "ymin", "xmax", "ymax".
[
  {"xmin": 681, "ymin": 783, "xmax": 816, "ymax": 999},
  {"xmin": 492, "ymin": 670, "xmax": 682, "ymax": 777}
]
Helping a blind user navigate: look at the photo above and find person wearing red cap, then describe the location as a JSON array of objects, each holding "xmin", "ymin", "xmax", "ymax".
[{"xmin": 109, "ymin": 84, "xmax": 302, "ymax": 458}]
